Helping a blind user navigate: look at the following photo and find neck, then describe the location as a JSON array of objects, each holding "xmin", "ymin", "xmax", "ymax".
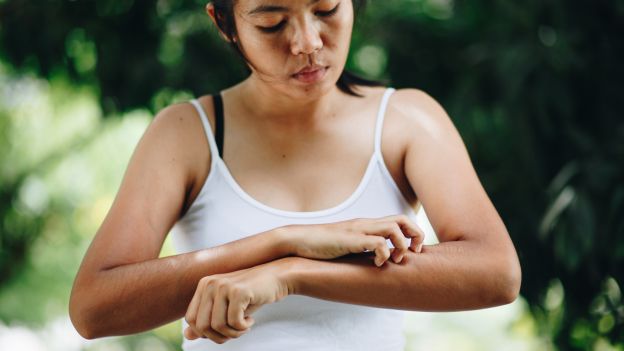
[{"xmin": 233, "ymin": 75, "xmax": 342, "ymax": 131}]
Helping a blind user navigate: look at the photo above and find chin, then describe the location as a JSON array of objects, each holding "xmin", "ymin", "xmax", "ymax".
[
  {"xmin": 287, "ymin": 70, "xmax": 340, "ymax": 98},
  {"xmin": 287, "ymin": 83, "xmax": 335, "ymax": 102}
]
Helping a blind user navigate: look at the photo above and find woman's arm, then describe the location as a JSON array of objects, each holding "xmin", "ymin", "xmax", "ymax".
[
  {"xmin": 277, "ymin": 88, "xmax": 521, "ymax": 310},
  {"xmin": 281, "ymin": 239, "xmax": 519, "ymax": 311},
  {"xmin": 69, "ymin": 102, "xmax": 290, "ymax": 339},
  {"xmin": 71, "ymin": 227, "xmax": 290, "ymax": 339}
]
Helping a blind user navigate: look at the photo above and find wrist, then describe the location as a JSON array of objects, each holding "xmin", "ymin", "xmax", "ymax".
[
  {"xmin": 271, "ymin": 256, "xmax": 306, "ymax": 296},
  {"xmin": 270, "ymin": 225, "xmax": 301, "ymax": 257}
]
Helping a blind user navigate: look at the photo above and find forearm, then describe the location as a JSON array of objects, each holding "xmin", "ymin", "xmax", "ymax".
[
  {"xmin": 70, "ymin": 228, "xmax": 289, "ymax": 339},
  {"xmin": 285, "ymin": 240, "xmax": 521, "ymax": 312}
]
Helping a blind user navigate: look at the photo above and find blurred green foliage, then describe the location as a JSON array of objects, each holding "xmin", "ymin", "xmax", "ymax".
[{"xmin": 0, "ymin": 0, "xmax": 622, "ymax": 349}]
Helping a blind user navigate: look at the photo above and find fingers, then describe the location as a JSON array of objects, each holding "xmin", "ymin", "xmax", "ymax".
[
  {"xmin": 195, "ymin": 290, "xmax": 230, "ymax": 343},
  {"xmin": 185, "ymin": 282, "xmax": 207, "ymax": 341},
  {"xmin": 361, "ymin": 221, "xmax": 408, "ymax": 265},
  {"xmin": 362, "ymin": 235, "xmax": 390, "ymax": 267},
  {"xmin": 184, "ymin": 326, "xmax": 201, "ymax": 340},
  {"xmin": 212, "ymin": 290, "xmax": 248, "ymax": 339},
  {"xmin": 387, "ymin": 222, "xmax": 409, "ymax": 263},
  {"xmin": 385, "ymin": 215, "xmax": 425, "ymax": 253},
  {"xmin": 186, "ymin": 284, "xmax": 201, "ymax": 318},
  {"xmin": 185, "ymin": 278, "xmax": 257, "ymax": 344},
  {"xmin": 356, "ymin": 215, "xmax": 425, "ymax": 266},
  {"xmin": 228, "ymin": 290, "xmax": 254, "ymax": 331}
]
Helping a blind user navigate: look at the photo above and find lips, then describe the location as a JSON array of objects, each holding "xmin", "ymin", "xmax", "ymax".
[
  {"xmin": 292, "ymin": 65, "xmax": 328, "ymax": 84},
  {"xmin": 295, "ymin": 65, "xmax": 325, "ymax": 74}
]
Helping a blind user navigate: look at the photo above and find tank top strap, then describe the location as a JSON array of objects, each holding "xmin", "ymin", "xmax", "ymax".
[
  {"xmin": 374, "ymin": 87, "xmax": 396, "ymax": 157},
  {"xmin": 189, "ymin": 98, "xmax": 221, "ymax": 163}
]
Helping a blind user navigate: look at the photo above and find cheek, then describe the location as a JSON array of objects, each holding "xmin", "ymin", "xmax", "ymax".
[
  {"xmin": 325, "ymin": 10, "xmax": 354, "ymax": 50},
  {"xmin": 237, "ymin": 29, "xmax": 283, "ymax": 65}
]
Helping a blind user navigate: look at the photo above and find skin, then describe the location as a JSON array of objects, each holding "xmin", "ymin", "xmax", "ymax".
[{"xmin": 68, "ymin": 0, "xmax": 522, "ymax": 344}]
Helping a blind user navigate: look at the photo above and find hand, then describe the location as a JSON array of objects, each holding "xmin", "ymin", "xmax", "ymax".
[
  {"xmin": 283, "ymin": 215, "xmax": 425, "ymax": 267},
  {"xmin": 184, "ymin": 260, "xmax": 292, "ymax": 344}
]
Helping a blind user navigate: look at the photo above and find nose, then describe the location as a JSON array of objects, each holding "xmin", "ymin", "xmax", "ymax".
[{"xmin": 290, "ymin": 19, "xmax": 323, "ymax": 56}]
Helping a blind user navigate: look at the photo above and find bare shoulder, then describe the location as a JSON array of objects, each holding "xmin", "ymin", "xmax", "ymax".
[
  {"xmin": 384, "ymin": 87, "xmax": 470, "ymax": 168},
  {"xmin": 150, "ymin": 101, "xmax": 211, "ymax": 178},
  {"xmin": 387, "ymin": 88, "xmax": 458, "ymax": 141}
]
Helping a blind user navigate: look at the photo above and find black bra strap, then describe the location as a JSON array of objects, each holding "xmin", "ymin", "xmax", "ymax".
[{"xmin": 212, "ymin": 93, "xmax": 224, "ymax": 158}]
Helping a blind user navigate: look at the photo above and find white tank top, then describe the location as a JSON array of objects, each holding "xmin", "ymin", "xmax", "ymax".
[{"xmin": 171, "ymin": 87, "xmax": 421, "ymax": 351}]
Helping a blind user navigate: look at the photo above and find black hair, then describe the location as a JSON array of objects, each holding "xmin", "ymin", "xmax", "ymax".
[{"xmin": 210, "ymin": 0, "xmax": 384, "ymax": 97}]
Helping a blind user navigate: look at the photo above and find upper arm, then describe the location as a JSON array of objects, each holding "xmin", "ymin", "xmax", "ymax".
[
  {"xmin": 76, "ymin": 102, "xmax": 209, "ymax": 275},
  {"xmin": 394, "ymin": 89, "xmax": 511, "ymax": 246}
]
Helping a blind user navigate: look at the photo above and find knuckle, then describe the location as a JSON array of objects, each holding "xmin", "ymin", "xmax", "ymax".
[
  {"xmin": 396, "ymin": 214, "xmax": 409, "ymax": 223},
  {"xmin": 215, "ymin": 281, "xmax": 230, "ymax": 293},
  {"xmin": 414, "ymin": 232, "xmax": 424, "ymax": 241},
  {"xmin": 185, "ymin": 312, "xmax": 196, "ymax": 324},
  {"xmin": 231, "ymin": 320, "xmax": 245, "ymax": 330},
  {"xmin": 416, "ymin": 230, "xmax": 425, "ymax": 240},
  {"xmin": 201, "ymin": 275, "xmax": 217, "ymax": 284},
  {"xmin": 388, "ymin": 214, "xmax": 405, "ymax": 222},
  {"xmin": 390, "ymin": 222, "xmax": 401, "ymax": 233},
  {"xmin": 228, "ymin": 285, "xmax": 243, "ymax": 296},
  {"xmin": 384, "ymin": 222, "xmax": 398, "ymax": 235},
  {"xmin": 196, "ymin": 321, "xmax": 209, "ymax": 332},
  {"xmin": 212, "ymin": 320, "xmax": 227, "ymax": 331},
  {"xmin": 393, "ymin": 229, "xmax": 407, "ymax": 245}
]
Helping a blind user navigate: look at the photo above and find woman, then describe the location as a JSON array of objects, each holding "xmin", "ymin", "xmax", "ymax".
[{"xmin": 69, "ymin": 0, "xmax": 522, "ymax": 350}]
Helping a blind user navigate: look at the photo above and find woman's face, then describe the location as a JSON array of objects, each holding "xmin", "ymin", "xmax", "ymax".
[{"xmin": 231, "ymin": 0, "xmax": 354, "ymax": 98}]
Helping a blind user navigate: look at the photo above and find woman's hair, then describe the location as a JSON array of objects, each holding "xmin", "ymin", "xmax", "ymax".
[{"xmin": 210, "ymin": 0, "xmax": 384, "ymax": 97}]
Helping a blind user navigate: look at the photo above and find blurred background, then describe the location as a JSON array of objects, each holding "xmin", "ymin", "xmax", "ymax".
[{"xmin": 0, "ymin": 0, "xmax": 622, "ymax": 350}]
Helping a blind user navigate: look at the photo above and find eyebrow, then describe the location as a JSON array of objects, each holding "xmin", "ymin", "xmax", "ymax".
[{"xmin": 248, "ymin": 0, "xmax": 321, "ymax": 15}]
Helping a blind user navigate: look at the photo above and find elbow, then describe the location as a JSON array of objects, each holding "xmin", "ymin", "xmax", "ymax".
[
  {"xmin": 69, "ymin": 285, "xmax": 103, "ymax": 340},
  {"xmin": 69, "ymin": 303, "xmax": 94, "ymax": 339},
  {"xmin": 491, "ymin": 257, "xmax": 522, "ymax": 305},
  {"xmin": 69, "ymin": 295, "xmax": 96, "ymax": 339},
  {"xmin": 71, "ymin": 319, "xmax": 96, "ymax": 340}
]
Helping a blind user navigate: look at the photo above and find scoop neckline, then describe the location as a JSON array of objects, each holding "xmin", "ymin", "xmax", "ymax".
[{"xmin": 216, "ymin": 154, "xmax": 379, "ymax": 218}]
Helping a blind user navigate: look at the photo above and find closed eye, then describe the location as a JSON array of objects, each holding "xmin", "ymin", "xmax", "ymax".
[
  {"xmin": 316, "ymin": 2, "xmax": 340, "ymax": 17},
  {"xmin": 258, "ymin": 20, "xmax": 286, "ymax": 33},
  {"xmin": 256, "ymin": 2, "xmax": 340, "ymax": 34}
]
